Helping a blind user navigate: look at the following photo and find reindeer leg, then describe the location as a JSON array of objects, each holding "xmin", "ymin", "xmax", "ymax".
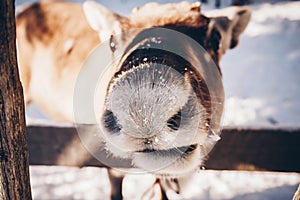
[
  {"xmin": 107, "ymin": 168, "xmax": 124, "ymax": 200},
  {"xmin": 141, "ymin": 178, "xmax": 168, "ymax": 200},
  {"xmin": 158, "ymin": 178, "xmax": 180, "ymax": 200},
  {"xmin": 160, "ymin": 182, "xmax": 169, "ymax": 200}
]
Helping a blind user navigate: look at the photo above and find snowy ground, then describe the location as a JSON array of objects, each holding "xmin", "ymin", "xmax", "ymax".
[
  {"xmin": 15, "ymin": 0, "xmax": 300, "ymax": 199},
  {"xmin": 30, "ymin": 166, "xmax": 300, "ymax": 200},
  {"xmin": 219, "ymin": 2, "xmax": 300, "ymax": 126}
]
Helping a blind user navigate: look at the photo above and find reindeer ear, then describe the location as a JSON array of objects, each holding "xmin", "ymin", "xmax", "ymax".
[
  {"xmin": 206, "ymin": 6, "xmax": 251, "ymax": 54},
  {"xmin": 228, "ymin": 7, "xmax": 251, "ymax": 49},
  {"xmin": 83, "ymin": 1, "xmax": 122, "ymax": 42}
]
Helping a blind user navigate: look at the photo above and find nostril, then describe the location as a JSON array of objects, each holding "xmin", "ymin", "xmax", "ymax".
[
  {"xmin": 102, "ymin": 110, "xmax": 122, "ymax": 134},
  {"xmin": 184, "ymin": 144, "xmax": 196, "ymax": 154},
  {"xmin": 167, "ymin": 110, "xmax": 181, "ymax": 131}
]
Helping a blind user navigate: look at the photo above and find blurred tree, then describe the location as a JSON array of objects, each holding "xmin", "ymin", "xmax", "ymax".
[{"xmin": 0, "ymin": 0, "xmax": 32, "ymax": 199}]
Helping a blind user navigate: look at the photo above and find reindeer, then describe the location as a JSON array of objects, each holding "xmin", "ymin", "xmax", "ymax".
[{"xmin": 16, "ymin": 1, "xmax": 250, "ymax": 199}]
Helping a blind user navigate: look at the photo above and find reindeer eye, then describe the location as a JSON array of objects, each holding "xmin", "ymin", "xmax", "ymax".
[
  {"xmin": 109, "ymin": 35, "xmax": 117, "ymax": 53},
  {"xmin": 103, "ymin": 110, "xmax": 122, "ymax": 134},
  {"xmin": 167, "ymin": 110, "xmax": 181, "ymax": 131}
]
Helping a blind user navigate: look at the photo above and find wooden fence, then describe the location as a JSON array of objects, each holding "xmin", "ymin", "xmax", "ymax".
[{"xmin": 27, "ymin": 124, "xmax": 300, "ymax": 173}]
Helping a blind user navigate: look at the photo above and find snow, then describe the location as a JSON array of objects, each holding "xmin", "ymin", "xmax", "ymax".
[
  {"xmin": 15, "ymin": 0, "xmax": 300, "ymax": 199},
  {"xmin": 220, "ymin": 2, "xmax": 300, "ymax": 126},
  {"xmin": 30, "ymin": 166, "xmax": 111, "ymax": 199},
  {"xmin": 30, "ymin": 166, "xmax": 300, "ymax": 199},
  {"xmin": 177, "ymin": 170, "xmax": 300, "ymax": 200}
]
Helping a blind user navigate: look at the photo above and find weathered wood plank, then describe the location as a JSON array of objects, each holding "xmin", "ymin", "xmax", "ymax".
[
  {"xmin": 26, "ymin": 124, "xmax": 132, "ymax": 168},
  {"xmin": 206, "ymin": 126, "xmax": 300, "ymax": 172},
  {"xmin": 26, "ymin": 125, "xmax": 300, "ymax": 172}
]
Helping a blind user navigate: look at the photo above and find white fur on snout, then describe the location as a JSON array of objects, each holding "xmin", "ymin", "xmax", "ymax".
[{"xmin": 102, "ymin": 63, "xmax": 209, "ymax": 173}]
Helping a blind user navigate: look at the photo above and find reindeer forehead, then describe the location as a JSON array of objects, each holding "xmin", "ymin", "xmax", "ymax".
[
  {"xmin": 123, "ymin": 2, "xmax": 222, "ymax": 71},
  {"xmin": 129, "ymin": 2, "xmax": 207, "ymax": 29}
]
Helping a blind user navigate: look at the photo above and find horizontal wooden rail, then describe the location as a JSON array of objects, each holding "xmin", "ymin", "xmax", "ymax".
[
  {"xmin": 206, "ymin": 126, "xmax": 300, "ymax": 172},
  {"xmin": 26, "ymin": 124, "xmax": 300, "ymax": 172}
]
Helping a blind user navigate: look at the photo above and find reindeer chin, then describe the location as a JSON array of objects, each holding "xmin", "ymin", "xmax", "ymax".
[{"xmin": 132, "ymin": 144, "xmax": 203, "ymax": 176}]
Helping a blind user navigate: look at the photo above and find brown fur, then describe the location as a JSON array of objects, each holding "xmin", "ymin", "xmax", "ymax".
[
  {"xmin": 128, "ymin": 2, "xmax": 222, "ymax": 66},
  {"xmin": 129, "ymin": 2, "xmax": 205, "ymax": 28},
  {"xmin": 16, "ymin": 1, "xmax": 250, "ymax": 121},
  {"xmin": 16, "ymin": 1, "xmax": 250, "ymax": 199},
  {"xmin": 17, "ymin": 3, "xmax": 53, "ymax": 43},
  {"xmin": 17, "ymin": 1, "xmax": 100, "ymax": 120}
]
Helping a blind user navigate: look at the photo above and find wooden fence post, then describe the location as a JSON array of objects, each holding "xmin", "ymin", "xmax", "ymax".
[{"xmin": 0, "ymin": 0, "xmax": 32, "ymax": 199}]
